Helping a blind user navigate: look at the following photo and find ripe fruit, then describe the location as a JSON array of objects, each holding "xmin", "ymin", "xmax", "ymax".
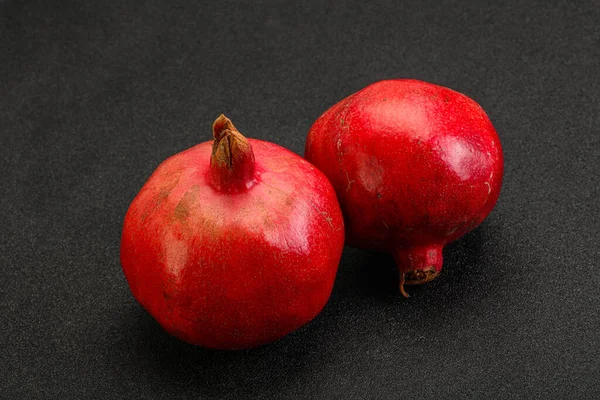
[
  {"xmin": 121, "ymin": 115, "xmax": 344, "ymax": 349},
  {"xmin": 305, "ymin": 80, "xmax": 503, "ymax": 296}
]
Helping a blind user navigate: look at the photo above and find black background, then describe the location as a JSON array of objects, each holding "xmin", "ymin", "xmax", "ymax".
[{"xmin": 1, "ymin": 0, "xmax": 599, "ymax": 398}]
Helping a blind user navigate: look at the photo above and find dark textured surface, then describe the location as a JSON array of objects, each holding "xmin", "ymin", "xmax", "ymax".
[{"xmin": 1, "ymin": 0, "xmax": 598, "ymax": 398}]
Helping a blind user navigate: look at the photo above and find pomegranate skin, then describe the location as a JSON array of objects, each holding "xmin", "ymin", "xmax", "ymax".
[
  {"xmin": 121, "ymin": 116, "xmax": 344, "ymax": 349},
  {"xmin": 305, "ymin": 80, "xmax": 503, "ymax": 294}
]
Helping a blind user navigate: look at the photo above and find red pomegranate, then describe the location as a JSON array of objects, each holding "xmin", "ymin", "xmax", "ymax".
[
  {"xmin": 121, "ymin": 115, "xmax": 344, "ymax": 349},
  {"xmin": 305, "ymin": 80, "xmax": 503, "ymax": 296}
]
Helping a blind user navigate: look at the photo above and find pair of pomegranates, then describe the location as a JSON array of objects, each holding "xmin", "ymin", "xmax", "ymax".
[{"xmin": 121, "ymin": 79, "xmax": 503, "ymax": 349}]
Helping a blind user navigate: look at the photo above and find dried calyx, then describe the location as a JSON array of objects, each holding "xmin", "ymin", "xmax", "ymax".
[{"xmin": 210, "ymin": 114, "xmax": 256, "ymax": 192}]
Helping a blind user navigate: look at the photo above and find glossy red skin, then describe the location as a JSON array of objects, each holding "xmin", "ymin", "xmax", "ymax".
[
  {"xmin": 121, "ymin": 139, "xmax": 344, "ymax": 349},
  {"xmin": 305, "ymin": 79, "xmax": 503, "ymax": 283}
]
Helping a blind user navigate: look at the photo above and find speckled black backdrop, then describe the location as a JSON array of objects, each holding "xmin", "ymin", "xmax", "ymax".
[{"xmin": 1, "ymin": 0, "xmax": 598, "ymax": 398}]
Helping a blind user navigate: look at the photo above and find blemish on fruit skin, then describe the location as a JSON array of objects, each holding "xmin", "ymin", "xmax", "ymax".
[
  {"xmin": 139, "ymin": 173, "xmax": 183, "ymax": 224},
  {"xmin": 172, "ymin": 186, "xmax": 200, "ymax": 223},
  {"xmin": 345, "ymin": 171, "xmax": 355, "ymax": 192},
  {"xmin": 320, "ymin": 211, "xmax": 334, "ymax": 229},
  {"xmin": 446, "ymin": 226, "xmax": 458, "ymax": 235},
  {"xmin": 141, "ymin": 178, "xmax": 181, "ymax": 223},
  {"xmin": 356, "ymin": 154, "xmax": 384, "ymax": 193},
  {"xmin": 173, "ymin": 202, "xmax": 189, "ymax": 221}
]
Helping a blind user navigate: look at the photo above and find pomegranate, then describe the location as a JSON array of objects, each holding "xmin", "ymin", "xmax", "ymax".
[
  {"xmin": 121, "ymin": 115, "xmax": 344, "ymax": 349},
  {"xmin": 305, "ymin": 79, "xmax": 503, "ymax": 296}
]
